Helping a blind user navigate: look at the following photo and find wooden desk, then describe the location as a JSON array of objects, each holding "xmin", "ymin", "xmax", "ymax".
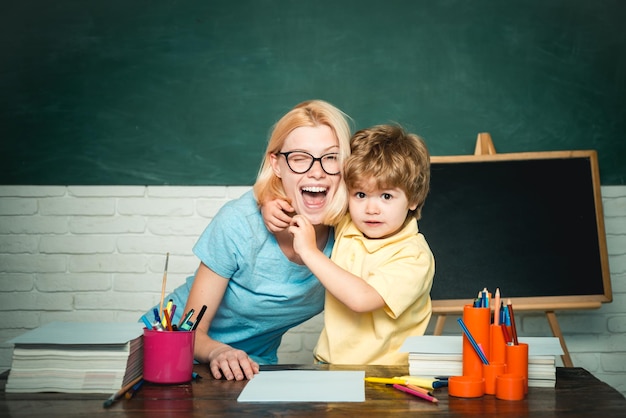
[{"xmin": 2, "ymin": 364, "xmax": 625, "ymax": 417}]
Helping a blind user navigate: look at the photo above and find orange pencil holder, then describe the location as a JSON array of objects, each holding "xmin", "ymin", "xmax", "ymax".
[
  {"xmin": 496, "ymin": 373, "xmax": 525, "ymax": 401},
  {"xmin": 461, "ymin": 305, "xmax": 491, "ymax": 378},
  {"xmin": 483, "ymin": 362, "xmax": 506, "ymax": 395},
  {"xmin": 448, "ymin": 375, "xmax": 485, "ymax": 398},
  {"xmin": 505, "ymin": 342, "xmax": 529, "ymax": 394},
  {"xmin": 489, "ymin": 324, "xmax": 506, "ymax": 364}
]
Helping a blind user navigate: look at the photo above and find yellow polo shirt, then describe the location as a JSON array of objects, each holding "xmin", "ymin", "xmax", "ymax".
[{"xmin": 314, "ymin": 215, "xmax": 435, "ymax": 365}]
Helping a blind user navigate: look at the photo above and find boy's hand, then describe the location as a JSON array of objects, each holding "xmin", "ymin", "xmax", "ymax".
[
  {"xmin": 261, "ymin": 199, "xmax": 295, "ymax": 233},
  {"xmin": 289, "ymin": 214, "xmax": 318, "ymax": 257}
]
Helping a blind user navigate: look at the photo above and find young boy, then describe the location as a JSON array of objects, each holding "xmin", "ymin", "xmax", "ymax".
[{"xmin": 264, "ymin": 124, "xmax": 434, "ymax": 365}]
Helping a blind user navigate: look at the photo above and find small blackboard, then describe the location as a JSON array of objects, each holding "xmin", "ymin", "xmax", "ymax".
[{"xmin": 421, "ymin": 148, "xmax": 611, "ymax": 313}]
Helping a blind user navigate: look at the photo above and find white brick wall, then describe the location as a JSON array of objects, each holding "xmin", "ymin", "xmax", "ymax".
[{"xmin": 0, "ymin": 185, "xmax": 624, "ymax": 398}]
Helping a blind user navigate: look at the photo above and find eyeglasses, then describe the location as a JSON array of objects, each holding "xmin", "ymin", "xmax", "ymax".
[{"xmin": 277, "ymin": 151, "xmax": 341, "ymax": 175}]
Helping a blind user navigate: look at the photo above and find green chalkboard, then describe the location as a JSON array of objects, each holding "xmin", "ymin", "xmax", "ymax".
[{"xmin": 1, "ymin": 1, "xmax": 625, "ymax": 185}]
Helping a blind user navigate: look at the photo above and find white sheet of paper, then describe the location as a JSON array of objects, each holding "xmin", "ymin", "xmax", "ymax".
[{"xmin": 237, "ymin": 370, "xmax": 365, "ymax": 402}]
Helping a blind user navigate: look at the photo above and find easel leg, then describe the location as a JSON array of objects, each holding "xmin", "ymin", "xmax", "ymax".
[
  {"xmin": 545, "ymin": 311, "xmax": 574, "ymax": 367},
  {"xmin": 433, "ymin": 315, "xmax": 447, "ymax": 336}
]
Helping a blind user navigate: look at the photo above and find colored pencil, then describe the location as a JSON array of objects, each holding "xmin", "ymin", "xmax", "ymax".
[
  {"xmin": 507, "ymin": 298, "xmax": 519, "ymax": 345},
  {"xmin": 397, "ymin": 375, "xmax": 441, "ymax": 389},
  {"xmin": 393, "ymin": 384, "xmax": 438, "ymax": 403},
  {"xmin": 364, "ymin": 377, "xmax": 407, "ymax": 385},
  {"xmin": 493, "ymin": 288, "xmax": 501, "ymax": 326},
  {"xmin": 501, "ymin": 323, "xmax": 512, "ymax": 345},
  {"xmin": 163, "ymin": 309, "xmax": 173, "ymax": 331},
  {"xmin": 457, "ymin": 317, "xmax": 489, "ymax": 365}
]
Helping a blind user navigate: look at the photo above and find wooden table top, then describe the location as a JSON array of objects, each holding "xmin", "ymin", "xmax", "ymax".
[{"xmin": 2, "ymin": 364, "xmax": 625, "ymax": 417}]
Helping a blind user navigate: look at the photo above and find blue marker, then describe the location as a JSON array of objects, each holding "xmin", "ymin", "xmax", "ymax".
[{"xmin": 153, "ymin": 308, "xmax": 161, "ymax": 324}]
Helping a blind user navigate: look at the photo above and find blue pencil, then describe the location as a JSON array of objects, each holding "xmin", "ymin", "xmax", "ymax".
[{"xmin": 457, "ymin": 317, "xmax": 489, "ymax": 365}]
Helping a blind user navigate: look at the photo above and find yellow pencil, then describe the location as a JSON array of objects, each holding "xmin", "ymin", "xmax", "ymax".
[
  {"xmin": 394, "ymin": 375, "xmax": 438, "ymax": 389},
  {"xmin": 162, "ymin": 299, "xmax": 173, "ymax": 328},
  {"xmin": 364, "ymin": 377, "xmax": 407, "ymax": 385}
]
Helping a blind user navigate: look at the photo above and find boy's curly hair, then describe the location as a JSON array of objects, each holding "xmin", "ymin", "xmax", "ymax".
[{"xmin": 344, "ymin": 124, "xmax": 430, "ymax": 220}]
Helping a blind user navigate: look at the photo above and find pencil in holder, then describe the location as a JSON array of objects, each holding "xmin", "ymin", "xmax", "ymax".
[{"xmin": 462, "ymin": 305, "xmax": 491, "ymax": 377}]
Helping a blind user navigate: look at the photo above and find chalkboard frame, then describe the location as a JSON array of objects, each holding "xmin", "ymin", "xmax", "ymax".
[{"xmin": 426, "ymin": 145, "xmax": 612, "ymax": 315}]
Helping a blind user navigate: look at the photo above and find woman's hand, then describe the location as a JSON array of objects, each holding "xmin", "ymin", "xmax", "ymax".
[{"xmin": 208, "ymin": 344, "xmax": 260, "ymax": 381}]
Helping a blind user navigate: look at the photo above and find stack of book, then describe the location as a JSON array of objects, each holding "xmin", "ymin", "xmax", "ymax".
[
  {"xmin": 401, "ymin": 335, "xmax": 563, "ymax": 388},
  {"xmin": 526, "ymin": 353, "xmax": 559, "ymax": 388},
  {"xmin": 5, "ymin": 322, "xmax": 144, "ymax": 393}
]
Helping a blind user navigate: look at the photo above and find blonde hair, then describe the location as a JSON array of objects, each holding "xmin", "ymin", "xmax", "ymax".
[
  {"xmin": 344, "ymin": 124, "xmax": 430, "ymax": 220},
  {"xmin": 253, "ymin": 100, "xmax": 352, "ymax": 225}
]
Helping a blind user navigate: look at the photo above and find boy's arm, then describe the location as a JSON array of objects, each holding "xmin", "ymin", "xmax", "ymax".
[
  {"xmin": 289, "ymin": 215, "xmax": 385, "ymax": 313},
  {"xmin": 260, "ymin": 198, "xmax": 295, "ymax": 233}
]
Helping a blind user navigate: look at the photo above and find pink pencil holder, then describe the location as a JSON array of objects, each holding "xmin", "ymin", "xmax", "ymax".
[{"xmin": 143, "ymin": 328, "xmax": 195, "ymax": 384}]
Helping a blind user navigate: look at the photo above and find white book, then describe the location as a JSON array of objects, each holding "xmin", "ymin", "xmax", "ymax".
[
  {"xmin": 6, "ymin": 322, "xmax": 144, "ymax": 394},
  {"xmin": 528, "ymin": 378, "xmax": 557, "ymax": 388}
]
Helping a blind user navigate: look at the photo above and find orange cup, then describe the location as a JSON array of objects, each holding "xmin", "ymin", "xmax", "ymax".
[
  {"xmin": 496, "ymin": 373, "xmax": 525, "ymax": 401},
  {"xmin": 483, "ymin": 362, "xmax": 506, "ymax": 395},
  {"xmin": 448, "ymin": 375, "xmax": 485, "ymax": 398},
  {"xmin": 505, "ymin": 343, "xmax": 528, "ymax": 394},
  {"xmin": 489, "ymin": 324, "xmax": 506, "ymax": 364},
  {"xmin": 462, "ymin": 305, "xmax": 491, "ymax": 377}
]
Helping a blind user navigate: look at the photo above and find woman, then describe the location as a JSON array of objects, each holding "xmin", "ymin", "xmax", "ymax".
[{"xmin": 145, "ymin": 100, "xmax": 351, "ymax": 381}]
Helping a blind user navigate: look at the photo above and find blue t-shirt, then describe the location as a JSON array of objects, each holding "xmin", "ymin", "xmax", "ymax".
[{"xmin": 147, "ymin": 190, "xmax": 330, "ymax": 364}]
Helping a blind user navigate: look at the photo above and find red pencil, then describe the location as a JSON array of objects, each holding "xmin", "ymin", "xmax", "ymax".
[
  {"xmin": 507, "ymin": 298, "xmax": 519, "ymax": 345},
  {"xmin": 501, "ymin": 323, "xmax": 512, "ymax": 345},
  {"xmin": 163, "ymin": 309, "xmax": 173, "ymax": 331}
]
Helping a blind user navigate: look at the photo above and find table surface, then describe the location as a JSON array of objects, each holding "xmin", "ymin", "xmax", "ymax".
[{"xmin": 2, "ymin": 364, "xmax": 625, "ymax": 417}]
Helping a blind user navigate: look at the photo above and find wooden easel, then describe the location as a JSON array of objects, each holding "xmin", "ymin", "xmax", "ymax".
[{"xmin": 431, "ymin": 133, "xmax": 575, "ymax": 367}]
